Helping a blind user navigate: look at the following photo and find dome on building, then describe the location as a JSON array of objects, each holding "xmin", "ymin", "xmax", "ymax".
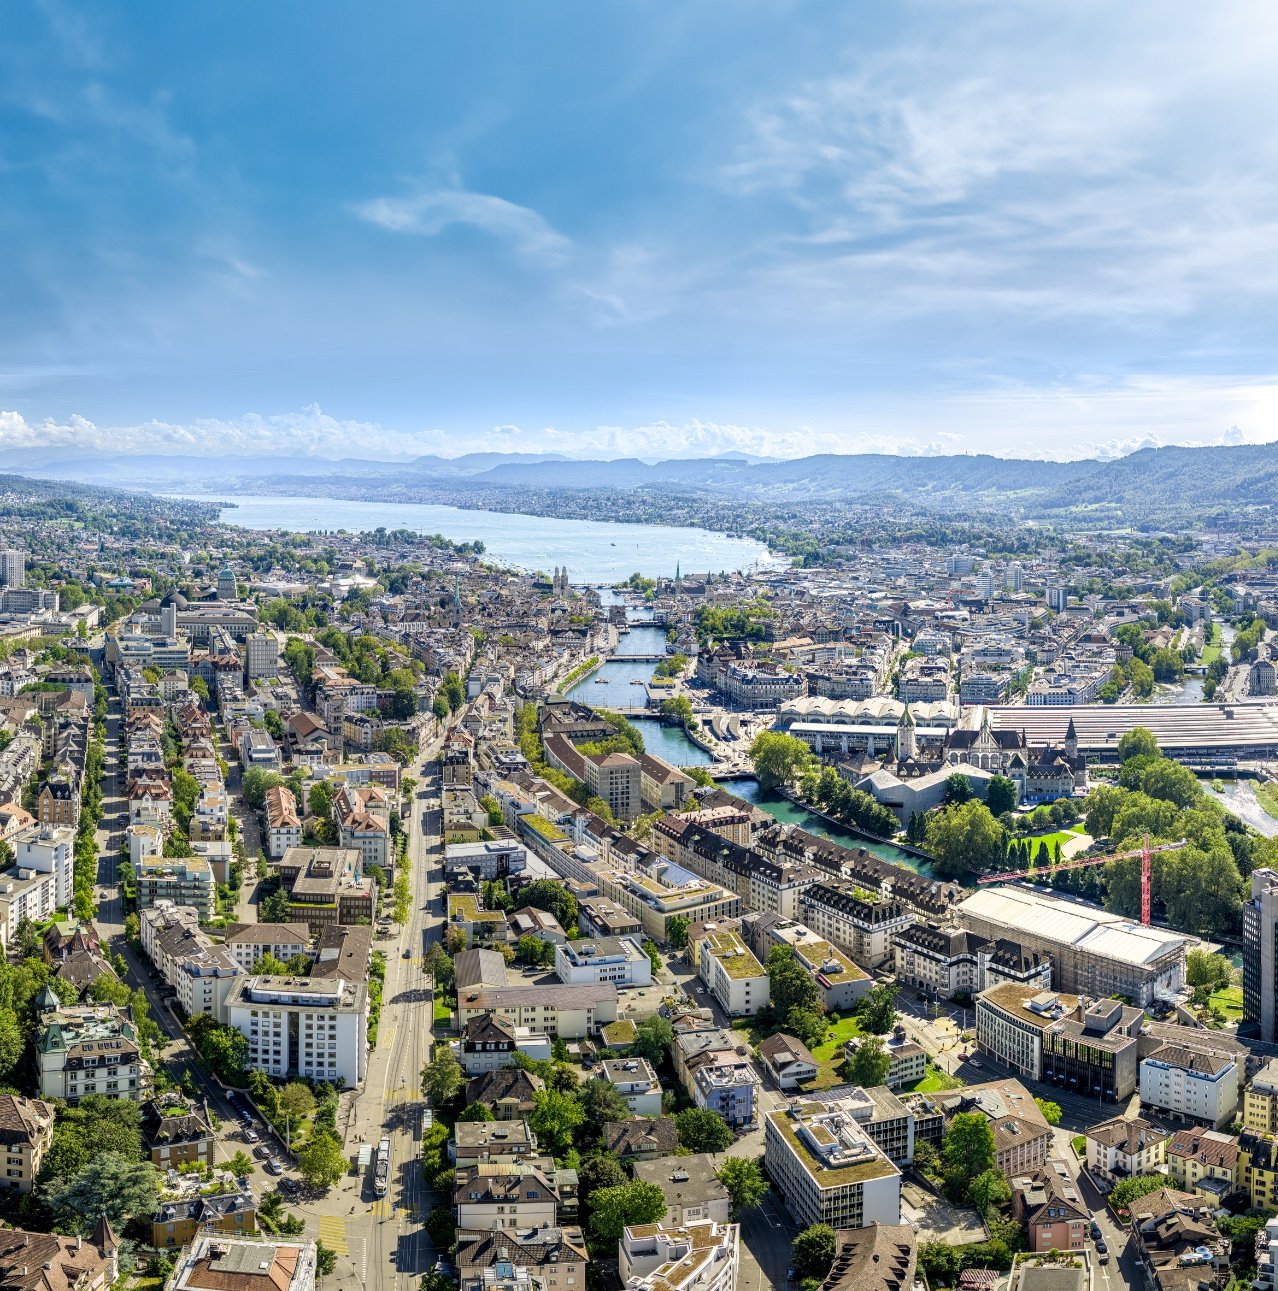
[{"xmin": 159, "ymin": 590, "xmax": 189, "ymax": 610}]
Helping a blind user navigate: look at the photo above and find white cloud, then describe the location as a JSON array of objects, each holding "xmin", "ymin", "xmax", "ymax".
[{"xmin": 354, "ymin": 186, "xmax": 570, "ymax": 264}]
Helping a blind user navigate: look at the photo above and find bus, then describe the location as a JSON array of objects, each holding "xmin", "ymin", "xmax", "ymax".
[{"xmin": 374, "ymin": 1137, "xmax": 391, "ymax": 1197}]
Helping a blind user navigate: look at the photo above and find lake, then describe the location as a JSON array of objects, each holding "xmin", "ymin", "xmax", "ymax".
[{"xmin": 200, "ymin": 493, "xmax": 780, "ymax": 583}]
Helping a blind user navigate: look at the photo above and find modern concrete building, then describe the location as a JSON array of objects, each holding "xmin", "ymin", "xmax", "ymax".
[
  {"xmin": 599, "ymin": 1058, "xmax": 663, "ymax": 1117},
  {"xmin": 583, "ymin": 752, "xmax": 642, "ymax": 820},
  {"xmin": 1140, "ymin": 1042, "xmax": 1240, "ymax": 1128},
  {"xmin": 225, "ymin": 975, "xmax": 368, "ymax": 1088},
  {"xmin": 619, "ymin": 1219, "xmax": 739, "ymax": 1291},
  {"xmin": 692, "ymin": 927, "xmax": 769, "ymax": 1017},
  {"xmin": 1246, "ymin": 868, "xmax": 1278, "ymax": 1042},
  {"xmin": 134, "ymin": 853, "xmax": 216, "ymax": 922},
  {"xmin": 762, "ymin": 1095, "xmax": 901, "ymax": 1229},
  {"xmin": 554, "ymin": 936, "xmax": 652, "ymax": 988}
]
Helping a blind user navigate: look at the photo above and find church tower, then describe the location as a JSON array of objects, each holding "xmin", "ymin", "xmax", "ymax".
[
  {"xmin": 896, "ymin": 703, "xmax": 916, "ymax": 762},
  {"xmin": 1064, "ymin": 716, "xmax": 1078, "ymax": 759}
]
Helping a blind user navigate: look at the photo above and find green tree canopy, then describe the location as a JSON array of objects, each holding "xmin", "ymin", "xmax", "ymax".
[
  {"xmin": 943, "ymin": 1112, "xmax": 996, "ymax": 1179},
  {"xmin": 715, "ymin": 1155, "xmax": 769, "ymax": 1216},
  {"xmin": 675, "ymin": 1107, "xmax": 733, "ymax": 1154},
  {"xmin": 925, "ymin": 800, "xmax": 1005, "ymax": 878},
  {"xmin": 844, "ymin": 1034, "xmax": 891, "ymax": 1087},
  {"xmin": 749, "ymin": 731, "xmax": 815, "ymax": 790},
  {"xmin": 42, "ymin": 1152, "xmax": 160, "ymax": 1235},
  {"xmin": 1117, "ymin": 726, "xmax": 1160, "ymax": 763},
  {"xmin": 588, "ymin": 1181, "xmax": 667, "ymax": 1245},
  {"xmin": 791, "ymin": 1224, "xmax": 838, "ymax": 1281},
  {"xmin": 296, "ymin": 1128, "xmax": 347, "ymax": 1190},
  {"xmin": 632, "ymin": 1014, "xmax": 674, "ymax": 1067}
]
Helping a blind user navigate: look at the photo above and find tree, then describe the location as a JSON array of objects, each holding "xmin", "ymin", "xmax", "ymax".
[
  {"xmin": 857, "ymin": 982, "xmax": 899, "ymax": 1035},
  {"xmin": 260, "ymin": 886, "xmax": 292, "ymax": 923},
  {"xmin": 0, "ymin": 1008, "xmax": 24, "ymax": 1083},
  {"xmin": 785, "ymin": 1007, "xmax": 827, "ymax": 1050},
  {"xmin": 1034, "ymin": 1098, "xmax": 1062, "ymax": 1126},
  {"xmin": 518, "ymin": 879, "xmax": 578, "ymax": 932},
  {"xmin": 675, "ymin": 1107, "xmax": 733, "ymax": 1153},
  {"xmin": 632, "ymin": 1014, "xmax": 674, "ymax": 1067},
  {"xmin": 530, "ymin": 1088, "xmax": 585, "ymax": 1159},
  {"xmin": 791, "ymin": 1224, "xmax": 837, "ymax": 1281},
  {"xmin": 969, "ymin": 1168, "xmax": 1012, "ymax": 1215},
  {"xmin": 767, "ymin": 945, "xmax": 822, "ymax": 1018},
  {"xmin": 985, "ymin": 775, "xmax": 1017, "ymax": 817},
  {"xmin": 307, "ymin": 780, "xmax": 334, "ymax": 821},
  {"xmin": 1187, "ymin": 949, "xmax": 1234, "ymax": 991},
  {"xmin": 296, "ymin": 1129, "xmax": 347, "ymax": 1190},
  {"xmin": 422, "ymin": 1049, "xmax": 465, "ymax": 1108},
  {"xmin": 943, "ymin": 1112, "xmax": 996, "ymax": 1179},
  {"xmin": 749, "ymin": 731, "xmax": 815, "ymax": 790},
  {"xmin": 227, "ymin": 1150, "xmax": 255, "ymax": 1177},
  {"xmin": 944, "ymin": 773, "xmax": 974, "ymax": 805},
  {"xmin": 578, "ymin": 1153, "xmax": 627, "ymax": 1202},
  {"xmin": 715, "ymin": 1155, "xmax": 769, "ymax": 1216},
  {"xmin": 456, "ymin": 1102, "xmax": 495, "ymax": 1123},
  {"xmin": 667, "ymin": 914, "xmax": 690, "ymax": 950},
  {"xmin": 641, "ymin": 938, "xmax": 663, "ymax": 977},
  {"xmin": 42, "ymin": 1152, "xmax": 160, "ymax": 1235},
  {"xmin": 316, "ymin": 1242, "xmax": 338, "ymax": 1278},
  {"xmin": 279, "ymin": 1081, "xmax": 316, "ymax": 1123},
  {"xmin": 925, "ymin": 800, "xmax": 1005, "ymax": 878},
  {"xmin": 844, "ymin": 1034, "xmax": 891, "ymax": 1088},
  {"xmin": 13, "ymin": 918, "xmax": 42, "ymax": 961},
  {"xmin": 588, "ymin": 1181, "xmax": 667, "ymax": 1244},
  {"xmin": 1117, "ymin": 726, "xmax": 1160, "ymax": 763},
  {"xmin": 242, "ymin": 767, "xmax": 284, "ymax": 810},
  {"xmin": 576, "ymin": 1079, "xmax": 632, "ymax": 1129}
]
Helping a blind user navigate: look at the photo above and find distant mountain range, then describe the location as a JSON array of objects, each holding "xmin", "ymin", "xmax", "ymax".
[{"xmin": 1, "ymin": 441, "xmax": 1273, "ymax": 518}]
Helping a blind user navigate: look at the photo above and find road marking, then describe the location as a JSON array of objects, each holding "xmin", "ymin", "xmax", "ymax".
[
  {"xmin": 371, "ymin": 1199, "xmax": 400, "ymax": 1219},
  {"xmin": 317, "ymin": 1215, "xmax": 350, "ymax": 1254}
]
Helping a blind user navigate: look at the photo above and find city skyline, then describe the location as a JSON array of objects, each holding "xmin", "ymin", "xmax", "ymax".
[{"xmin": 2, "ymin": 2, "xmax": 1277, "ymax": 462}]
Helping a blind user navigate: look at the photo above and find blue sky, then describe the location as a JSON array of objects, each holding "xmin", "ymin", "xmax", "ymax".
[{"xmin": 2, "ymin": 0, "xmax": 1277, "ymax": 462}]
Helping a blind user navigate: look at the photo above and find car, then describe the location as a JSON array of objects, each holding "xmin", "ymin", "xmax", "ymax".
[
  {"xmin": 244, "ymin": 1128, "xmax": 259, "ymax": 1143},
  {"xmin": 786, "ymin": 1271, "xmax": 796, "ymax": 1282},
  {"xmin": 403, "ymin": 949, "xmax": 412, "ymax": 959},
  {"xmin": 278, "ymin": 1179, "xmax": 301, "ymax": 1197},
  {"xmin": 1095, "ymin": 1240, "xmax": 1108, "ymax": 1254},
  {"xmin": 253, "ymin": 1146, "xmax": 270, "ymax": 1160},
  {"xmin": 1090, "ymin": 1222, "xmax": 1102, "ymax": 1239},
  {"xmin": 1097, "ymin": 1250, "xmax": 1109, "ymax": 1265},
  {"xmin": 264, "ymin": 1158, "xmax": 284, "ymax": 1175}
]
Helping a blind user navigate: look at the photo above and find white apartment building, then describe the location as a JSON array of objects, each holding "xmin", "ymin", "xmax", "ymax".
[
  {"xmin": 134, "ymin": 853, "xmax": 216, "ymax": 922},
  {"xmin": 763, "ymin": 1096, "xmax": 901, "ymax": 1229},
  {"xmin": 140, "ymin": 901, "xmax": 242, "ymax": 1023},
  {"xmin": 226, "ymin": 976, "xmax": 368, "ymax": 1088},
  {"xmin": 797, "ymin": 886, "xmax": 914, "ymax": 969},
  {"xmin": 553, "ymin": 936, "xmax": 653, "ymax": 988},
  {"xmin": 35, "ymin": 996, "xmax": 148, "ymax": 1104},
  {"xmin": 695, "ymin": 929, "xmax": 769, "ymax": 1017},
  {"xmin": 1085, "ymin": 1116, "xmax": 1169, "ymax": 1186},
  {"xmin": 1139, "ymin": 1044, "xmax": 1239, "ymax": 1129},
  {"xmin": 599, "ymin": 1058, "xmax": 663, "ymax": 1117},
  {"xmin": 245, "ymin": 631, "xmax": 278, "ymax": 680},
  {"xmin": 12, "ymin": 825, "xmax": 75, "ymax": 907},
  {"xmin": 0, "ymin": 864, "xmax": 59, "ymax": 944},
  {"xmin": 620, "ymin": 1220, "xmax": 739, "ymax": 1291},
  {"xmin": 264, "ymin": 785, "xmax": 301, "ymax": 859}
]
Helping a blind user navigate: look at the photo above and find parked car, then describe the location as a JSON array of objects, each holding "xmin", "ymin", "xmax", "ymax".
[
  {"xmin": 264, "ymin": 1158, "xmax": 284, "ymax": 1175},
  {"xmin": 244, "ymin": 1128, "xmax": 259, "ymax": 1143},
  {"xmin": 253, "ymin": 1146, "xmax": 270, "ymax": 1160},
  {"xmin": 1095, "ymin": 1240, "xmax": 1108, "ymax": 1254},
  {"xmin": 1090, "ymin": 1222, "xmax": 1102, "ymax": 1239}
]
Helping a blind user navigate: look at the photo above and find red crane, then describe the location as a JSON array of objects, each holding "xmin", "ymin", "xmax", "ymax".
[{"xmin": 976, "ymin": 834, "xmax": 1188, "ymax": 926}]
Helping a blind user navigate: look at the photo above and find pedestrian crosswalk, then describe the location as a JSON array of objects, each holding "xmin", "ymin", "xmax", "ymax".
[
  {"xmin": 384, "ymin": 1086, "xmax": 421, "ymax": 1107},
  {"xmin": 316, "ymin": 1215, "xmax": 349, "ymax": 1255},
  {"xmin": 370, "ymin": 1199, "xmax": 401, "ymax": 1219}
]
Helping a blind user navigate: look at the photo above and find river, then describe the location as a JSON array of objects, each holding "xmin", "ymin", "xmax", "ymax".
[
  {"xmin": 729, "ymin": 778, "xmax": 941, "ymax": 879},
  {"xmin": 196, "ymin": 493, "xmax": 780, "ymax": 583}
]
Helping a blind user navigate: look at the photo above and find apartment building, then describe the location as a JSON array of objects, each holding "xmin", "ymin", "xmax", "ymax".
[
  {"xmin": 930, "ymin": 1082, "xmax": 1052, "ymax": 1176},
  {"xmin": 245, "ymin": 631, "xmax": 277, "ymax": 679},
  {"xmin": 264, "ymin": 785, "xmax": 301, "ymax": 859},
  {"xmin": 693, "ymin": 927, "xmax": 769, "ymax": 1017},
  {"xmin": 454, "ymin": 983, "xmax": 618, "ymax": 1040},
  {"xmin": 453, "ymin": 1014, "xmax": 553, "ymax": 1076},
  {"xmin": 225, "ymin": 976, "xmax": 368, "ymax": 1088},
  {"xmin": 797, "ymin": 885, "xmax": 913, "ymax": 969},
  {"xmin": 1140, "ymin": 1042, "xmax": 1240, "ymax": 1128},
  {"xmin": 582, "ymin": 752, "xmax": 642, "ymax": 821},
  {"xmin": 601, "ymin": 859, "xmax": 741, "ymax": 946},
  {"xmin": 142, "ymin": 1095, "xmax": 217, "ymax": 1170},
  {"xmin": 1085, "ymin": 1116, "xmax": 1169, "ymax": 1187},
  {"xmin": 455, "ymin": 1226, "xmax": 588, "ymax": 1291},
  {"xmin": 743, "ymin": 914, "xmax": 871, "ymax": 1012},
  {"xmin": 0, "ymin": 1094, "xmax": 54, "ymax": 1193},
  {"xmin": 599, "ymin": 1058, "xmax": 663, "ymax": 1117},
  {"xmin": 151, "ymin": 1168, "xmax": 257, "ymax": 1250},
  {"xmin": 1011, "ymin": 1163, "xmax": 1088, "ymax": 1254},
  {"xmin": 12, "ymin": 824, "xmax": 75, "ymax": 907},
  {"xmin": 454, "ymin": 1164, "xmax": 559, "ymax": 1232},
  {"xmin": 553, "ymin": 936, "xmax": 652, "ymax": 988},
  {"xmin": 135, "ymin": 853, "xmax": 216, "ymax": 922},
  {"xmin": 619, "ymin": 1219, "xmax": 739, "ymax": 1291},
  {"xmin": 1166, "ymin": 1126, "xmax": 1239, "ymax": 1204},
  {"xmin": 35, "ymin": 994, "xmax": 148, "ymax": 1104},
  {"xmin": 763, "ymin": 1096, "xmax": 902, "ymax": 1229},
  {"xmin": 222, "ymin": 922, "xmax": 312, "ymax": 973},
  {"xmin": 167, "ymin": 1236, "xmax": 317, "ymax": 1291}
]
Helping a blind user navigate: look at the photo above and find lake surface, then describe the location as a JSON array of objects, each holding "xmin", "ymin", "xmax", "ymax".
[
  {"xmin": 731, "ymin": 777, "xmax": 941, "ymax": 877},
  {"xmin": 200, "ymin": 493, "xmax": 780, "ymax": 583}
]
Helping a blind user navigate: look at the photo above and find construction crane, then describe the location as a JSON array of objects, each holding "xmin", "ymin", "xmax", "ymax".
[{"xmin": 976, "ymin": 834, "xmax": 1188, "ymax": 926}]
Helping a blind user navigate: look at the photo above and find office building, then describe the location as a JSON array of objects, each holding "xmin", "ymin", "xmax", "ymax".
[{"xmin": 1246, "ymin": 868, "xmax": 1278, "ymax": 1042}]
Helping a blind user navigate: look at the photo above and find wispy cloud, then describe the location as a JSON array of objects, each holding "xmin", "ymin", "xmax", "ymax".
[{"xmin": 354, "ymin": 185, "xmax": 571, "ymax": 264}]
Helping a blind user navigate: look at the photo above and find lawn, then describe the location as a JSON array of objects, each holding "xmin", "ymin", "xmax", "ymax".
[
  {"xmin": 808, "ymin": 1014, "xmax": 864, "ymax": 1089},
  {"xmin": 1202, "ymin": 622, "xmax": 1223, "ymax": 666},
  {"xmin": 1209, "ymin": 984, "xmax": 1244, "ymax": 1022},
  {"xmin": 433, "ymin": 983, "xmax": 452, "ymax": 1028},
  {"xmin": 905, "ymin": 1062, "xmax": 964, "ymax": 1094},
  {"xmin": 1072, "ymin": 1135, "xmax": 1087, "ymax": 1157},
  {"xmin": 1008, "ymin": 825, "xmax": 1088, "ymax": 857}
]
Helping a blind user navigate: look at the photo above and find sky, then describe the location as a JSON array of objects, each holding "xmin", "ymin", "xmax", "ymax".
[{"xmin": 2, "ymin": 0, "xmax": 1278, "ymax": 463}]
